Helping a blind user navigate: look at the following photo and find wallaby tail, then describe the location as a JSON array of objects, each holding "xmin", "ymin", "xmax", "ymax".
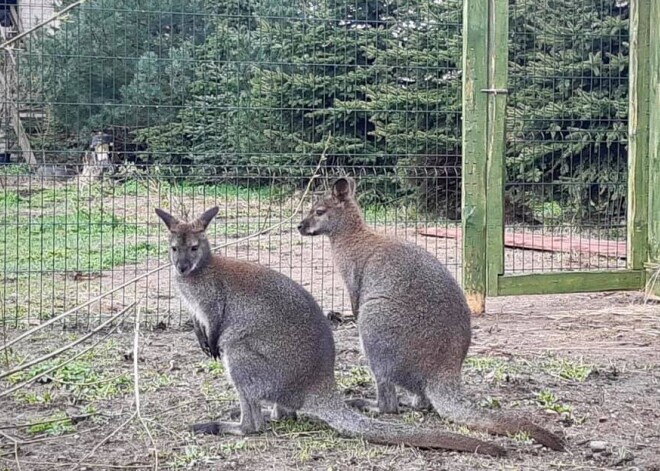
[
  {"xmin": 426, "ymin": 382, "xmax": 565, "ymax": 451},
  {"xmin": 302, "ymin": 392, "xmax": 506, "ymax": 457}
]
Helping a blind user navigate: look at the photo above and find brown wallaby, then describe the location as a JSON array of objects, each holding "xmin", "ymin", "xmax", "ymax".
[
  {"xmin": 155, "ymin": 206, "xmax": 506, "ymax": 456},
  {"xmin": 297, "ymin": 177, "xmax": 565, "ymax": 452}
]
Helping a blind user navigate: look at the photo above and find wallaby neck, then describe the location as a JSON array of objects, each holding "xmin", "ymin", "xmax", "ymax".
[{"xmin": 328, "ymin": 224, "xmax": 373, "ymax": 250}]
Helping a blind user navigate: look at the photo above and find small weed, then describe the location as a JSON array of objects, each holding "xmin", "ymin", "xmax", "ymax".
[
  {"xmin": 536, "ymin": 390, "xmax": 573, "ymax": 415},
  {"xmin": 464, "ymin": 356, "xmax": 511, "ymax": 383},
  {"xmin": 401, "ymin": 411, "xmax": 424, "ymax": 424},
  {"xmin": 14, "ymin": 390, "xmax": 55, "ymax": 405},
  {"xmin": 167, "ymin": 445, "xmax": 217, "ymax": 469},
  {"xmin": 479, "ymin": 396, "xmax": 502, "ymax": 409},
  {"xmin": 296, "ymin": 432, "xmax": 342, "ymax": 463},
  {"xmin": 511, "ymin": 431, "xmax": 533, "ymax": 444},
  {"xmin": 141, "ymin": 372, "xmax": 175, "ymax": 393},
  {"xmin": 27, "ymin": 412, "xmax": 75, "ymax": 436},
  {"xmin": 337, "ymin": 366, "xmax": 372, "ymax": 390},
  {"xmin": 197, "ymin": 359, "xmax": 224, "ymax": 378},
  {"xmin": 543, "ymin": 357, "xmax": 593, "ymax": 382}
]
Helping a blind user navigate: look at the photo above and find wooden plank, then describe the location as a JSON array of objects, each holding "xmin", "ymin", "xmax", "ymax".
[
  {"xmin": 461, "ymin": 0, "xmax": 489, "ymax": 314},
  {"xmin": 627, "ymin": 0, "xmax": 651, "ymax": 271},
  {"xmin": 485, "ymin": 0, "xmax": 508, "ymax": 296},
  {"xmin": 649, "ymin": 0, "xmax": 660, "ymax": 297},
  {"xmin": 419, "ymin": 227, "xmax": 627, "ymax": 259},
  {"xmin": 497, "ymin": 270, "xmax": 646, "ymax": 297}
]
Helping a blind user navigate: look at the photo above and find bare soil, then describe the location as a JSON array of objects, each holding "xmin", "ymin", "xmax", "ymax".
[{"xmin": 1, "ymin": 292, "xmax": 659, "ymax": 471}]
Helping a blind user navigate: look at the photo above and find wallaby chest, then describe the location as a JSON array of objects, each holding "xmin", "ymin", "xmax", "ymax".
[{"xmin": 175, "ymin": 276, "xmax": 223, "ymax": 334}]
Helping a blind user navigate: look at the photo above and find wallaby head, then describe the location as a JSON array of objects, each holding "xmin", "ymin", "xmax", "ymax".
[
  {"xmin": 155, "ymin": 206, "xmax": 219, "ymax": 276},
  {"xmin": 298, "ymin": 177, "xmax": 364, "ymax": 237}
]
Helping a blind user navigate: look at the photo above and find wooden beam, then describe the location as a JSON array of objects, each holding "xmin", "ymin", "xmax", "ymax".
[
  {"xmin": 461, "ymin": 0, "xmax": 489, "ymax": 314},
  {"xmin": 648, "ymin": 0, "xmax": 660, "ymax": 297},
  {"xmin": 485, "ymin": 0, "xmax": 508, "ymax": 296},
  {"xmin": 497, "ymin": 270, "xmax": 646, "ymax": 297},
  {"xmin": 627, "ymin": 0, "xmax": 651, "ymax": 272}
]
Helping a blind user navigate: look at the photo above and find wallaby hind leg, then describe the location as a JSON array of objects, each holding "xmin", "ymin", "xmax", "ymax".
[
  {"xmin": 345, "ymin": 381, "xmax": 398, "ymax": 414},
  {"xmin": 410, "ymin": 392, "xmax": 432, "ymax": 411},
  {"xmin": 192, "ymin": 393, "xmax": 264, "ymax": 436},
  {"xmin": 270, "ymin": 404, "xmax": 297, "ymax": 421}
]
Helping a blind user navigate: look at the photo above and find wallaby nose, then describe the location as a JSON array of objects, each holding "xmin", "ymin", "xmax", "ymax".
[
  {"xmin": 297, "ymin": 223, "xmax": 304, "ymax": 231},
  {"xmin": 176, "ymin": 263, "xmax": 191, "ymax": 275}
]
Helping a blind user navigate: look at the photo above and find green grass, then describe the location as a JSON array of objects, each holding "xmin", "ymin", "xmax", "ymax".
[
  {"xmin": 27, "ymin": 412, "xmax": 75, "ymax": 436},
  {"xmin": 1, "ymin": 206, "xmax": 161, "ymax": 272}
]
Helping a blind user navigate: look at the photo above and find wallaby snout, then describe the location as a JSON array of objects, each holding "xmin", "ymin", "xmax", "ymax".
[
  {"xmin": 297, "ymin": 218, "xmax": 314, "ymax": 236},
  {"xmin": 175, "ymin": 260, "xmax": 192, "ymax": 276}
]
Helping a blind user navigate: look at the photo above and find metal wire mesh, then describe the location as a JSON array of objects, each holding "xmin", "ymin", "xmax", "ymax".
[
  {"xmin": 0, "ymin": 0, "xmax": 465, "ymax": 328},
  {"xmin": 505, "ymin": 0, "xmax": 629, "ymax": 274},
  {"xmin": 0, "ymin": 0, "xmax": 636, "ymax": 328}
]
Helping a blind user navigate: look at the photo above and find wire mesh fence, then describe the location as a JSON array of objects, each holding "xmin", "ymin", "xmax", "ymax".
[
  {"xmin": 0, "ymin": 0, "xmax": 635, "ymax": 328},
  {"xmin": 504, "ymin": 0, "xmax": 630, "ymax": 274}
]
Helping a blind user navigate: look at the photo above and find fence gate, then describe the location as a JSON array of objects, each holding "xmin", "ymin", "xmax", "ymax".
[{"xmin": 461, "ymin": 0, "xmax": 657, "ymax": 314}]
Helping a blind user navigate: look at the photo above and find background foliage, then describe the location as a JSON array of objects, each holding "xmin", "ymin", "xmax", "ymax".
[{"xmin": 20, "ymin": 0, "xmax": 629, "ymax": 222}]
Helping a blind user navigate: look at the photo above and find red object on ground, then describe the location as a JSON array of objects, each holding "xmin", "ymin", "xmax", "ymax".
[{"xmin": 419, "ymin": 227, "xmax": 627, "ymax": 259}]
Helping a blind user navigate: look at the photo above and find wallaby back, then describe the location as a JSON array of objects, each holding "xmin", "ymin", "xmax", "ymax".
[
  {"xmin": 298, "ymin": 178, "xmax": 565, "ymax": 452},
  {"xmin": 156, "ymin": 206, "xmax": 506, "ymax": 455}
]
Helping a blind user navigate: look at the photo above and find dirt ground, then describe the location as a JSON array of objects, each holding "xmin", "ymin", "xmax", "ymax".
[
  {"xmin": 1, "ymin": 290, "xmax": 659, "ymax": 471},
  {"xmin": 2, "ymin": 183, "xmax": 658, "ymax": 470}
]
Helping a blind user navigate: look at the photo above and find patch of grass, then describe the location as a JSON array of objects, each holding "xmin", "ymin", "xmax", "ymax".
[
  {"xmin": 8, "ymin": 357, "xmax": 132, "ymax": 403},
  {"xmin": 14, "ymin": 390, "xmax": 55, "ymax": 405},
  {"xmin": 197, "ymin": 359, "xmax": 224, "ymax": 378},
  {"xmin": 166, "ymin": 444, "xmax": 219, "ymax": 469},
  {"xmin": 536, "ymin": 390, "xmax": 573, "ymax": 415},
  {"xmin": 542, "ymin": 357, "xmax": 593, "ymax": 382},
  {"xmin": 295, "ymin": 432, "xmax": 343, "ymax": 463},
  {"xmin": 479, "ymin": 396, "xmax": 502, "ymax": 410},
  {"xmin": 464, "ymin": 356, "xmax": 512, "ymax": 383},
  {"xmin": 337, "ymin": 366, "xmax": 372, "ymax": 391},
  {"xmin": 141, "ymin": 372, "xmax": 175, "ymax": 393},
  {"xmin": 119, "ymin": 179, "xmax": 289, "ymax": 201},
  {"xmin": 511, "ymin": 431, "xmax": 533, "ymax": 444},
  {"xmin": 27, "ymin": 412, "xmax": 75, "ymax": 436},
  {"xmin": 1, "ymin": 205, "xmax": 162, "ymax": 272}
]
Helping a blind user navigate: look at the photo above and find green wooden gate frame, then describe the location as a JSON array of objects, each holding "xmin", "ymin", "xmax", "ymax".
[{"xmin": 461, "ymin": 0, "xmax": 659, "ymax": 313}]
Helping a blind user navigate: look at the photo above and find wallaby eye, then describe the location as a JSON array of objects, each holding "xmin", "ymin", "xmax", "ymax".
[
  {"xmin": 315, "ymin": 208, "xmax": 326, "ymax": 216},
  {"xmin": 171, "ymin": 246, "xmax": 177, "ymax": 252},
  {"xmin": 191, "ymin": 246, "xmax": 199, "ymax": 252}
]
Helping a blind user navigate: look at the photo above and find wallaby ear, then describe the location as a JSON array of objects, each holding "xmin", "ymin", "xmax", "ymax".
[
  {"xmin": 331, "ymin": 177, "xmax": 356, "ymax": 202},
  {"xmin": 155, "ymin": 208, "xmax": 180, "ymax": 232},
  {"xmin": 192, "ymin": 206, "xmax": 219, "ymax": 232}
]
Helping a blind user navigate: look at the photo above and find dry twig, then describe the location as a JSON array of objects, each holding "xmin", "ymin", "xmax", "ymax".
[{"xmin": 0, "ymin": 301, "xmax": 137, "ymax": 382}]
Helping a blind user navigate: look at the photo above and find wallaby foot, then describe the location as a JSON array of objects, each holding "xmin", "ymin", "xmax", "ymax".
[
  {"xmin": 271, "ymin": 404, "xmax": 297, "ymax": 421},
  {"xmin": 227, "ymin": 403, "xmax": 296, "ymax": 422},
  {"xmin": 191, "ymin": 421, "xmax": 246, "ymax": 436},
  {"xmin": 345, "ymin": 397, "xmax": 381, "ymax": 414},
  {"xmin": 410, "ymin": 393, "xmax": 432, "ymax": 411},
  {"xmin": 376, "ymin": 381, "xmax": 399, "ymax": 414},
  {"xmin": 194, "ymin": 395, "xmax": 264, "ymax": 435},
  {"xmin": 347, "ymin": 382, "xmax": 399, "ymax": 414}
]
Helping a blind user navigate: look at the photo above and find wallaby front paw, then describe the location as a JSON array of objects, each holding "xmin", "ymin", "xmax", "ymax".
[
  {"xmin": 345, "ymin": 398, "xmax": 382, "ymax": 414},
  {"xmin": 190, "ymin": 421, "xmax": 222, "ymax": 435},
  {"xmin": 190, "ymin": 421, "xmax": 246, "ymax": 436}
]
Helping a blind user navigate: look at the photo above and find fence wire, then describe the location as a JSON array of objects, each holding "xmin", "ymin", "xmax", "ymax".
[
  {"xmin": 0, "ymin": 0, "xmax": 633, "ymax": 328},
  {"xmin": 505, "ymin": 0, "xmax": 629, "ymax": 274}
]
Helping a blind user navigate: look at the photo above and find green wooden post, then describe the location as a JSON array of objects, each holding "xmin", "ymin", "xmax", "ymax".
[
  {"xmin": 485, "ymin": 0, "xmax": 508, "ymax": 296},
  {"xmin": 627, "ymin": 0, "xmax": 651, "ymax": 272},
  {"xmin": 462, "ymin": 0, "xmax": 489, "ymax": 314},
  {"xmin": 649, "ymin": 0, "xmax": 660, "ymax": 297}
]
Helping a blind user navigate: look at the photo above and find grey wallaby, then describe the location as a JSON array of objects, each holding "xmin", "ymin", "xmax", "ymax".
[
  {"xmin": 297, "ymin": 177, "xmax": 565, "ymax": 452},
  {"xmin": 155, "ymin": 206, "xmax": 506, "ymax": 456}
]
